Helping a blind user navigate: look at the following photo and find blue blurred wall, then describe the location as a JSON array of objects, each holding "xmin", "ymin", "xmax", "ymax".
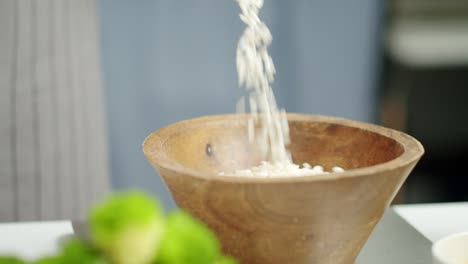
[{"xmin": 97, "ymin": 0, "xmax": 382, "ymax": 208}]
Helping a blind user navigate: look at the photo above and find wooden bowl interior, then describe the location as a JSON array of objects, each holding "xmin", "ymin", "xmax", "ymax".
[{"xmin": 163, "ymin": 118, "xmax": 404, "ymax": 173}]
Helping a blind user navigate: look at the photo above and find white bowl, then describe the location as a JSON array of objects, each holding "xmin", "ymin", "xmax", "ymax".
[{"xmin": 433, "ymin": 232, "xmax": 468, "ymax": 264}]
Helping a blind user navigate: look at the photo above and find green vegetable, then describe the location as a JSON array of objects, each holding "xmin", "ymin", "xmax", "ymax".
[
  {"xmin": 0, "ymin": 256, "xmax": 26, "ymax": 264},
  {"xmin": 33, "ymin": 256, "xmax": 60, "ymax": 264},
  {"xmin": 215, "ymin": 256, "xmax": 238, "ymax": 264},
  {"xmin": 59, "ymin": 240, "xmax": 106, "ymax": 264},
  {"xmin": 155, "ymin": 211, "xmax": 220, "ymax": 264},
  {"xmin": 34, "ymin": 240, "xmax": 105, "ymax": 264},
  {"xmin": 89, "ymin": 192, "xmax": 165, "ymax": 264},
  {"xmin": 0, "ymin": 191, "xmax": 238, "ymax": 264}
]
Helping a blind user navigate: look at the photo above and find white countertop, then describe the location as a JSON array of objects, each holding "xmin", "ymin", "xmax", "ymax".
[
  {"xmin": 0, "ymin": 221, "xmax": 73, "ymax": 260},
  {"xmin": 0, "ymin": 203, "xmax": 468, "ymax": 260},
  {"xmin": 394, "ymin": 202, "xmax": 468, "ymax": 243}
]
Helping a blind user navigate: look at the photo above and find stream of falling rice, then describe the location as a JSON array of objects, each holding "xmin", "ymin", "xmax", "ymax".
[{"xmin": 225, "ymin": 0, "xmax": 343, "ymax": 177}]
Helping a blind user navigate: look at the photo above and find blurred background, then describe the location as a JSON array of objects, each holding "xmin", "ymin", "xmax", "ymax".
[
  {"xmin": 1, "ymin": 0, "xmax": 467, "ymax": 221},
  {"xmin": 99, "ymin": 0, "xmax": 382, "ymax": 208},
  {"xmin": 99, "ymin": 0, "xmax": 468, "ymax": 205}
]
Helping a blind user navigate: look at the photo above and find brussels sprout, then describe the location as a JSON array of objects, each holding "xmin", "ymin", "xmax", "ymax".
[
  {"xmin": 89, "ymin": 192, "xmax": 165, "ymax": 264},
  {"xmin": 156, "ymin": 211, "xmax": 220, "ymax": 264}
]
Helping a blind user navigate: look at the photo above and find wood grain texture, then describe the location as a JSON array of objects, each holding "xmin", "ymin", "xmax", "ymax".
[
  {"xmin": 0, "ymin": 0, "xmax": 110, "ymax": 221},
  {"xmin": 143, "ymin": 114, "xmax": 424, "ymax": 264}
]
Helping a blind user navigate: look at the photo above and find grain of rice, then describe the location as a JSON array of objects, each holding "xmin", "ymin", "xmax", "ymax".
[{"xmin": 332, "ymin": 166, "xmax": 345, "ymax": 173}]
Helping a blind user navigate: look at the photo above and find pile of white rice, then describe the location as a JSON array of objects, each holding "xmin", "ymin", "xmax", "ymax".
[
  {"xmin": 220, "ymin": 162, "xmax": 344, "ymax": 177},
  {"xmin": 220, "ymin": 0, "xmax": 344, "ymax": 177}
]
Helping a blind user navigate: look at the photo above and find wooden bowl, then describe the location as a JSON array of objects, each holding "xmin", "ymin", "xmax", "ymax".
[{"xmin": 143, "ymin": 114, "xmax": 424, "ymax": 264}]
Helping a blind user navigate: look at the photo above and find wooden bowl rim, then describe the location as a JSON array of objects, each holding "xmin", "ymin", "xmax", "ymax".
[{"xmin": 142, "ymin": 113, "xmax": 424, "ymax": 183}]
